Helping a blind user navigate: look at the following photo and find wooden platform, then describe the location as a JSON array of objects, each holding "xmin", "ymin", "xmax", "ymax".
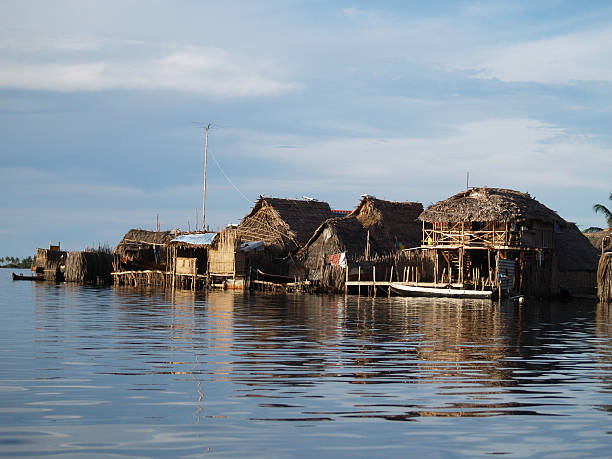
[{"xmin": 345, "ymin": 281, "xmax": 463, "ymax": 288}]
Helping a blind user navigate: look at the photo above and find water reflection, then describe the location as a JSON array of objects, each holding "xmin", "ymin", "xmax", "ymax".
[{"xmin": 3, "ymin": 272, "xmax": 611, "ymax": 456}]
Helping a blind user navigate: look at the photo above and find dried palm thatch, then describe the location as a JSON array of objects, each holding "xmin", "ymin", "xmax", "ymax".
[
  {"xmin": 553, "ymin": 223, "xmax": 599, "ymax": 295},
  {"xmin": 598, "ymin": 252, "xmax": 612, "ymax": 303},
  {"xmin": 349, "ymin": 196, "xmax": 423, "ymax": 250},
  {"xmin": 65, "ymin": 250, "xmax": 114, "ymax": 284},
  {"xmin": 236, "ymin": 197, "xmax": 335, "ymax": 253},
  {"xmin": 585, "ymin": 228, "xmax": 612, "ymax": 253},
  {"xmin": 555, "ymin": 223, "xmax": 599, "ymax": 272},
  {"xmin": 419, "ymin": 187, "xmax": 564, "ymax": 224}
]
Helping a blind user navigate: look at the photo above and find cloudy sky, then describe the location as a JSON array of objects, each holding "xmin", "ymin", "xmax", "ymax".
[{"xmin": 1, "ymin": 1, "xmax": 611, "ymax": 257}]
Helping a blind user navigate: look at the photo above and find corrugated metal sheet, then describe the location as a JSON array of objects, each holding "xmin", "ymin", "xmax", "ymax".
[
  {"xmin": 171, "ymin": 233, "xmax": 217, "ymax": 246},
  {"xmin": 498, "ymin": 259, "xmax": 516, "ymax": 291}
]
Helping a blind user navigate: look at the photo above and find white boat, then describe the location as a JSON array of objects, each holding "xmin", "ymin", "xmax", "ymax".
[{"xmin": 389, "ymin": 283, "xmax": 493, "ymax": 299}]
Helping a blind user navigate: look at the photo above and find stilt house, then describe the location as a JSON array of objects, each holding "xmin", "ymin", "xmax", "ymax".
[
  {"xmin": 300, "ymin": 196, "xmax": 423, "ymax": 271},
  {"xmin": 167, "ymin": 232, "xmax": 217, "ymax": 289},
  {"xmin": 113, "ymin": 229, "xmax": 174, "ymax": 272},
  {"xmin": 419, "ymin": 187, "xmax": 597, "ymax": 297}
]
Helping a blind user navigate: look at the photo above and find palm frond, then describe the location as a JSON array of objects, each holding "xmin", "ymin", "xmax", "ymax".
[{"xmin": 593, "ymin": 203, "xmax": 612, "ymax": 227}]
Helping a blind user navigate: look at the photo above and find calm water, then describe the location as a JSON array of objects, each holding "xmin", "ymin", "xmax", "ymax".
[{"xmin": 1, "ymin": 268, "xmax": 611, "ymax": 458}]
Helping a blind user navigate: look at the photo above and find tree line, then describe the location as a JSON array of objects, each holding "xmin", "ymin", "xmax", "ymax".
[{"xmin": 0, "ymin": 256, "xmax": 34, "ymax": 269}]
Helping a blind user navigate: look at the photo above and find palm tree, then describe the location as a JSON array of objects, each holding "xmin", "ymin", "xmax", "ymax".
[
  {"xmin": 586, "ymin": 192, "xmax": 612, "ymax": 232},
  {"xmin": 594, "ymin": 192, "xmax": 612, "ymax": 226}
]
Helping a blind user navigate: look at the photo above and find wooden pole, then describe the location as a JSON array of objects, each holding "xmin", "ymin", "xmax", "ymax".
[
  {"xmin": 373, "ymin": 265, "xmax": 376, "ymax": 297},
  {"xmin": 358, "ymin": 266, "xmax": 361, "ymax": 296},
  {"xmin": 434, "ymin": 251, "xmax": 439, "ymax": 285},
  {"xmin": 202, "ymin": 123, "xmax": 210, "ymax": 231},
  {"xmin": 345, "ymin": 263, "xmax": 348, "ymax": 295},
  {"xmin": 459, "ymin": 247, "xmax": 463, "ymax": 285},
  {"xmin": 487, "ymin": 249, "xmax": 491, "ymax": 285}
]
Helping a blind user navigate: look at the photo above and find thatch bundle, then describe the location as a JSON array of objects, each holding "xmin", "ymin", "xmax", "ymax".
[
  {"xmin": 598, "ymin": 252, "xmax": 612, "ymax": 303},
  {"xmin": 236, "ymin": 197, "xmax": 335, "ymax": 254},
  {"xmin": 65, "ymin": 251, "xmax": 114, "ymax": 284},
  {"xmin": 419, "ymin": 187, "xmax": 563, "ymax": 224},
  {"xmin": 585, "ymin": 229, "xmax": 612, "ymax": 253}
]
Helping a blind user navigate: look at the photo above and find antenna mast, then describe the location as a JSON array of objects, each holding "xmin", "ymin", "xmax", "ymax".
[{"xmin": 202, "ymin": 123, "xmax": 210, "ymax": 232}]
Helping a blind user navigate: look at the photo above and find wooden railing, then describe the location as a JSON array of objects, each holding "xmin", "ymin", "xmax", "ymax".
[
  {"xmin": 422, "ymin": 228, "xmax": 553, "ymax": 249},
  {"xmin": 422, "ymin": 228, "xmax": 516, "ymax": 248}
]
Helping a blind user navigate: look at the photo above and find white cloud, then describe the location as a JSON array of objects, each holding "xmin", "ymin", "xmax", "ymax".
[
  {"xmin": 470, "ymin": 27, "xmax": 612, "ymax": 83},
  {"xmin": 244, "ymin": 118, "xmax": 611, "ymax": 192},
  {"xmin": 0, "ymin": 47, "xmax": 299, "ymax": 97}
]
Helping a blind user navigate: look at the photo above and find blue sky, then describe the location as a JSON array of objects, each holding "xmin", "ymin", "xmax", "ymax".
[{"xmin": 1, "ymin": 1, "xmax": 611, "ymax": 257}]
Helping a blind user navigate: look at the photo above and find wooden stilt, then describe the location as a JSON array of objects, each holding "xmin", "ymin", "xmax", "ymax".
[
  {"xmin": 373, "ymin": 266, "xmax": 376, "ymax": 297},
  {"xmin": 345, "ymin": 264, "xmax": 348, "ymax": 295}
]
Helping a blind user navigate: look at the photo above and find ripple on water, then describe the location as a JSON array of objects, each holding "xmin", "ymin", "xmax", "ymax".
[{"xmin": 1, "ymin": 275, "xmax": 611, "ymax": 457}]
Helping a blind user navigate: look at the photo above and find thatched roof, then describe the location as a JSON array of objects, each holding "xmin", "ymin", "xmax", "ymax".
[
  {"xmin": 554, "ymin": 223, "xmax": 600, "ymax": 272},
  {"xmin": 237, "ymin": 197, "xmax": 335, "ymax": 249},
  {"xmin": 349, "ymin": 196, "xmax": 423, "ymax": 249},
  {"xmin": 301, "ymin": 197, "xmax": 423, "ymax": 259},
  {"xmin": 419, "ymin": 187, "xmax": 564, "ymax": 224},
  {"xmin": 306, "ymin": 216, "xmax": 370, "ymax": 255},
  {"xmin": 114, "ymin": 229, "xmax": 174, "ymax": 255},
  {"xmin": 585, "ymin": 228, "xmax": 612, "ymax": 253}
]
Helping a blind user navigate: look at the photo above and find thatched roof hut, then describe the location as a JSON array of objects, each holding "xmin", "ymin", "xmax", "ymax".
[
  {"xmin": 236, "ymin": 197, "xmax": 336, "ymax": 253},
  {"xmin": 114, "ymin": 229, "xmax": 175, "ymax": 270},
  {"xmin": 300, "ymin": 197, "xmax": 423, "ymax": 269},
  {"xmin": 419, "ymin": 187, "xmax": 564, "ymax": 225},
  {"xmin": 114, "ymin": 229, "xmax": 174, "ymax": 254}
]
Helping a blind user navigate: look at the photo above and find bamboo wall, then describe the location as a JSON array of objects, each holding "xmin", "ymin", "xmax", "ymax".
[{"xmin": 208, "ymin": 229, "xmax": 246, "ymax": 276}]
